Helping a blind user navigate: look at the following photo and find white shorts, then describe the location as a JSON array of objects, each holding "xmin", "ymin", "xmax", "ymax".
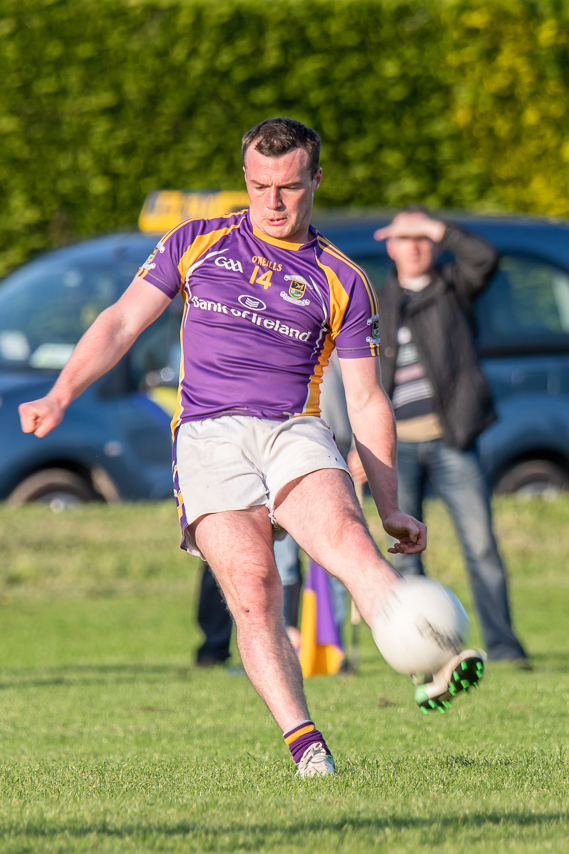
[{"xmin": 173, "ymin": 415, "xmax": 351, "ymax": 557}]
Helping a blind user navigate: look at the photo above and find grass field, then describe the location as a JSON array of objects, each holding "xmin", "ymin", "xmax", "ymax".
[{"xmin": 0, "ymin": 497, "xmax": 567, "ymax": 853}]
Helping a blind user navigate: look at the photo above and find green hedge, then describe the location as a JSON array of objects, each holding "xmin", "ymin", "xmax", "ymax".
[{"xmin": 1, "ymin": 0, "xmax": 569, "ymax": 274}]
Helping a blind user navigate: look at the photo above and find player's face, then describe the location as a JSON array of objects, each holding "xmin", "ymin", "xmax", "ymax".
[
  {"xmin": 386, "ymin": 216, "xmax": 435, "ymax": 279},
  {"xmin": 244, "ymin": 146, "xmax": 322, "ymax": 244}
]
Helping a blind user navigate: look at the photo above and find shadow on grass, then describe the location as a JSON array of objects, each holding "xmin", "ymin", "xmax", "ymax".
[
  {"xmin": 3, "ymin": 650, "xmax": 569, "ymax": 692},
  {"xmin": 0, "ymin": 812, "xmax": 567, "ymax": 848},
  {"xmin": 0, "ymin": 663, "xmax": 197, "ymax": 691}
]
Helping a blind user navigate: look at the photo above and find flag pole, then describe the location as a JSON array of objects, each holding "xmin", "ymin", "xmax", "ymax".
[{"xmin": 350, "ymin": 479, "xmax": 364, "ymax": 672}]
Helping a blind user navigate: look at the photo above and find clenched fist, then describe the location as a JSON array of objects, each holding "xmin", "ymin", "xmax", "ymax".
[{"xmin": 19, "ymin": 396, "xmax": 65, "ymax": 438}]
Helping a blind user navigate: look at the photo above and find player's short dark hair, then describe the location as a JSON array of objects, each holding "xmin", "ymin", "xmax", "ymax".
[{"xmin": 242, "ymin": 118, "xmax": 321, "ymax": 177}]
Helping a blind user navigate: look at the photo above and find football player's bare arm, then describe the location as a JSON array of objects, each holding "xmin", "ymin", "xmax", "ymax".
[
  {"xmin": 339, "ymin": 355, "xmax": 427, "ymax": 555},
  {"xmin": 19, "ymin": 276, "xmax": 172, "ymax": 438}
]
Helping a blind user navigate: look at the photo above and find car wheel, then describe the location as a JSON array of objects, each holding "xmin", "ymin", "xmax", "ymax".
[
  {"xmin": 7, "ymin": 468, "xmax": 100, "ymax": 511},
  {"xmin": 494, "ymin": 460, "xmax": 569, "ymax": 500}
]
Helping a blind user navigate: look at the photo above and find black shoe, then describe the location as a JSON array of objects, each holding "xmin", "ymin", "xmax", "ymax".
[{"xmin": 196, "ymin": 655, "xmax": 227, "ymax": 668}]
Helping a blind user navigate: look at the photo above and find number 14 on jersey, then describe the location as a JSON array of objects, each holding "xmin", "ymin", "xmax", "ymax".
[{"xmin": 250, "ymin": 266, "xmax": 273, "ymax": 289}]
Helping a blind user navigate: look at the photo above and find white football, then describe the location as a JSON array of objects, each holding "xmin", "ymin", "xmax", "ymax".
[{"xmin": 372, "ymin": 577, "xmax": 469, "ymax": 676}]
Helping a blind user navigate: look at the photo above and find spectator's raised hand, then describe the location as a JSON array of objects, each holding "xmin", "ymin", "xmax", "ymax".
[{"xmin": 374, "ymin": 212, "xmax": 446, "ymax": 244}]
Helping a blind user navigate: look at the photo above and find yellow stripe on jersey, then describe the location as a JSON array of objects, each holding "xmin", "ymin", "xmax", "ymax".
[
  {"xmin": 315, "ymin": 255, "xmax": 351, "ymax": 340},
  {"xmin": 302, "ymin": 332, "xmax": 335, "ymax": 417},
  {"xmin": 163, "ymin": 209, "xmax": 248, "ymax": 247},
  {"xmin": 317, "ymin": 236, "xmax": 378, "ymax": 297},
  {"xmin": 137, "ymin": 211, "xmax": 248, "ymax": 285},
  {"xmin": 318, "ymin": 236, "xmax": 380, "ymax": 313},
  {"xmin": 171, "ymin": 289, "xmax": 189, "ymax": 438},
  {"xmin": 317, "ymin": 236, "xmax": 380, "ymax": 356},
  {"xmin": 178, "ymin": 215, "xmax": 248, "ymax": 286},
  {"xmin": 299, "ymin": 254, "xmax": 353, "ymax": 417}
]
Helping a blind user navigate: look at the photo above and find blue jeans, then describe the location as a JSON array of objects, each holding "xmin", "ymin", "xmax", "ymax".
[{"xmin": 392, "ymin": 439, "xmax": 526, "ymax": 661}]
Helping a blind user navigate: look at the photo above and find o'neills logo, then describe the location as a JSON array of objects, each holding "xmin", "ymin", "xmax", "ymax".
[
  {"xmin": 251, "ymin": 255, "xmax": 282, "ymax": 272},
  {"xmin": 190, "ymin": 296, "xmax": 311, "ymax": 341}
]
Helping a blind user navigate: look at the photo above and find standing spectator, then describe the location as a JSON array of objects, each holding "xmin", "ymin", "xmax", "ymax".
[{"xmin": 356, "ymin": 207, "xmax": 528, "ymax": 664}]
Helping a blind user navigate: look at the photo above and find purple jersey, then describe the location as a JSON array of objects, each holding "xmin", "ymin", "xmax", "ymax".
[{"xmin": 138, "ymin": 211, "xmax": 380, "ymax": 433}]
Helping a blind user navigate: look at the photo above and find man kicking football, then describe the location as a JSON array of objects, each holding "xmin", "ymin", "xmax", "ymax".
[{"xmin": 19, "ymin": 118, "xmax": 483, "ymax": 777}]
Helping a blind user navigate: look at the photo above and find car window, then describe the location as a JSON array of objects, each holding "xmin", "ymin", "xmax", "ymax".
[
  {"xmin": 351, "ymin": 254, "xmax": 393, "ymax": 290},
  {"xmin": 476, "ymin": 254, "xmax": 569, "ymax": 351},
  {"xmin": 0, "ymin": 255, "xmax": 138, "ymax": 369}
]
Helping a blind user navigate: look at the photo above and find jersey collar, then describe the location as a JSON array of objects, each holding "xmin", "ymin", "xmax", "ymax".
[{"xmin": 247, "ymin": 212, "xmax": 317, "ymax": 251}]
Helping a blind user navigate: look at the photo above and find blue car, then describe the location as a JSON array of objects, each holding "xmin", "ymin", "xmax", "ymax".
[
  {"xmin": 1, "ymin": 213, "xmax": 569, "ymax": 507},
  {"xmin": 323, "ymin": 213, "xmax": 569, "ymax": 496},
  {"xmin": 0, "ymin": 232, "xmax": 176, "ymax": 507}
]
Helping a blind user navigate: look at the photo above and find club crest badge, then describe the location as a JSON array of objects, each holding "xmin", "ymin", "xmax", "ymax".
[
  {"xmin": 141, "ymin": 241, "xmax": 165, "ymax": 272},
  {"xmin": 366, "ymin": 313, "xmax": 381, "ymax": 344},
  {"xmin": 280, "ymin": 274, "xmax": 311, "ymax": 306},
  {"xmin": 288, "ymin": 279, "xmax": 306, "ymax": 300}
]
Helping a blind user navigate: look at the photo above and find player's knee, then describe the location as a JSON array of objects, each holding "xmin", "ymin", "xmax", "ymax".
[{"xmin": 232, "ymin": 570, "xmax": 283, "ymax": 628}]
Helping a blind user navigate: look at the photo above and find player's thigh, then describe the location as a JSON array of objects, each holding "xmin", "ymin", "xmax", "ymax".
[
  {"xmin": 192, "ymin": 506, "xmax": 283, "ymax": 620},
  {"xmin": 175, "ymin": 418, "xmax": 268, "ymax": 557},
  {"xmin": 273, "ymin": 468, "xmax": 379, "ymax": 572}
]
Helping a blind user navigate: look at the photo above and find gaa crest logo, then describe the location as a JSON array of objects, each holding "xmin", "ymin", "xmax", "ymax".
[{"xmin": 288, "ymin": 279, "xmax": 306, "ymax": 300}]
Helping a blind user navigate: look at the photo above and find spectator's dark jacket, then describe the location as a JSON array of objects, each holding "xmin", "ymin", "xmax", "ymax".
[{"xmin": 377, "ymin": 223, "xmax": 499, "ymax": 449}]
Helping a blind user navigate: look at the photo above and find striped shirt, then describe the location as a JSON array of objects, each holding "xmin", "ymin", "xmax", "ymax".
[
  {"xmin": 392, "ymin": 322, "xmax": 443, "ymax": 442},
  {"xmin": 392, "ymin": 325, "xmax": 436, "ymax": 421}
]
